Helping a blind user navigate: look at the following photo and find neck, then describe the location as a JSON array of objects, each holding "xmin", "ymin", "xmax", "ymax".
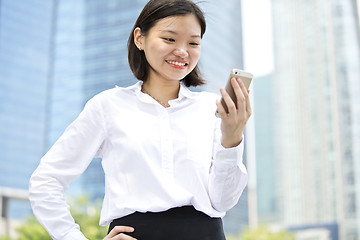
[{"xmin": 141, "ymin": 80, "xmax": 180, "ymax": 107}]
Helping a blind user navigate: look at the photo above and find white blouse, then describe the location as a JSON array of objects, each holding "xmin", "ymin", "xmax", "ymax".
[{"xmin": 29, "ymin": 81, "xmax": 248, "ymax": 240}]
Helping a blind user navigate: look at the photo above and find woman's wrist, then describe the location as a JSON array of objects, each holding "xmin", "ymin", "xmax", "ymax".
[{"xmin": 221, "ymin": 134, "xmax": 243, "ymax": 148}]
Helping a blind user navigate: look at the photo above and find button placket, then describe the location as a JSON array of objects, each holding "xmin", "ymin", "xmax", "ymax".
[{"xmin": 160, "ymin": 110, "xmax": 174, "ymax": 177}]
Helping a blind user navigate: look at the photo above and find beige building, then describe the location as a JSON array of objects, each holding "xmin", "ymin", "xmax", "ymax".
[{"xmin": 258, "ymin": 0, "xmax": 360, "ymax": 239}]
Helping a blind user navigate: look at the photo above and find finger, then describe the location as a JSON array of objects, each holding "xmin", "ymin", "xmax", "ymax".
[
  {"xmin": 216, "ymin": 99, "xmax": 227, "ymax": 118},
  {"xmin": 108, "ymin": 226, "xmax": 135, "ymax": 238},
  {"xmin": 231, "ymin": 78, "xmax": 246, "ymax": 108},
  {"xmin": 245, "ymin": 95, "xmax": 252, "ymax": 116},
  {"xmin": 113, "ymin": 233, "xmax": 137, "ymax": 240},
  {"xmin": 236, "ymin": 78, "xmax": 249, "ymax": 98},
  {"xmin": 236, "ymin": 78, "xmax": 252, "ymax": 114},
  {"xmin": 220, "ymin": 86, "xmax": 236, "ymax": 114},
  {"xmin": 235, "ymin": 78, "xmax": 250, "ymax": 111}
]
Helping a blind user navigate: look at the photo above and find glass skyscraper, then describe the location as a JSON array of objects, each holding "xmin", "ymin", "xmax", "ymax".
[
  {"xmin": 0, "ymin": 0, "xmax": 55, "ymax": 218},
  {"xmin": 254, "ymin": 0, "xmax": 360, "ymax": 239},
  {"xmin": 1, "ymin": 0, "xmax": 250, "ymax": 236},
  {"xmin": 199, "ymin": 1, "xmax": 244, "ymax": 93},
  {"xmin": 0, "ymin": 0, "xmax": 54, "ymax": 189},
  {"xmin": 253, "ymin": 74, "xmax": 277, "ymax": 223}
]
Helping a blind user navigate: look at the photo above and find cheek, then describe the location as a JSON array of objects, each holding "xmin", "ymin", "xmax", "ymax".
[
  {"xmin": 148, "ymin": 42, "xmax": 169, "ymax": 58},
  {"xmin": 190, "ymin": 49, "xmax": 201, "ymax": 64}
]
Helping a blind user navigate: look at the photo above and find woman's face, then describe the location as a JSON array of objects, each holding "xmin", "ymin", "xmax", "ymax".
[{"xmin": 136, "ymin": 14, "xmax": 202, "ymax": 84}]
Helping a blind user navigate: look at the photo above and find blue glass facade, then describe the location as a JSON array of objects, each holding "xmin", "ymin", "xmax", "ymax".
[
  {"xmin": 83, "ymin": 0, "xmax": 141, "ymax": 98},
  {"xmin": 0, "ymin": 0, "xmax": 55, "ymax": 217},
  {"xmin": 199, "ymin": 1, "xmax": 244, "ymax": 93}
]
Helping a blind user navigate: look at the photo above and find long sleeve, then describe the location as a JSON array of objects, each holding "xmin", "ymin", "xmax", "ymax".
[
  {"xmin": 208, "ymin": 119, "xmax": 248, "ymax": 212},
  {"xmin": 29, "ymin": 96, "xmax": 106, "ymax": 240}
]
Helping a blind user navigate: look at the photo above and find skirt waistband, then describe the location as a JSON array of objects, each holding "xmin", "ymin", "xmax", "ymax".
[{"xmin": 114, "ymin": 206, "xmax": 212, "ymax": 221}]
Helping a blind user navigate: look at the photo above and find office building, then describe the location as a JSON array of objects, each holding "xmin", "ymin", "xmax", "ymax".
[
  {"xmin": 259, "ymin": 0, "xmax": 360, "ymax": 239},
  {"xmin": 253, "ymin": 74, "xmax": 277, "ymax": 223},
  {"xmin": 0, "ymin": 0, "xmax": 55, "ymax": 218}
]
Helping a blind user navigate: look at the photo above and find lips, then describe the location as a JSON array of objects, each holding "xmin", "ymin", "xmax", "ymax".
[{"xmin": 166, "ymin": 60, "xmax": 189, "ymax": 69}]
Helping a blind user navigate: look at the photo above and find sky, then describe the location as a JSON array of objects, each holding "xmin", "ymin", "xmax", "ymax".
[{"xmin": 241, "ymin": 0, "xmax": 274, "ymax": 77}]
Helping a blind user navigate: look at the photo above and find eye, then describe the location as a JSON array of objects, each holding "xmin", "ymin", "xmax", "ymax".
[
  {"xmin": 163, "ymin": 38, "xmax": 175, "ymax": 42},
  {"xmin": 189, "ymin": 42, "xmax": 200, "ymax": 46}
]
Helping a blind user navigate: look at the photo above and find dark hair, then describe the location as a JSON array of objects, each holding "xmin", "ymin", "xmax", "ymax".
[{"xmin": 128, "ymin": 0, "xmax": 206, "ymax": 87}]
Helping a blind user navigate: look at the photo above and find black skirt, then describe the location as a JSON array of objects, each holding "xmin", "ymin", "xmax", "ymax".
[{"xmin": 108, "ymin": 206, "xmax": 226, "ymax": 240}]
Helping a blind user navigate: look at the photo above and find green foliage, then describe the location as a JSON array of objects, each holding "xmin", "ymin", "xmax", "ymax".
[
  {"xmin": 0, "ymin": 236, "xmax": 12, "ymax": 240},
  {"xmin": 69, "ymin": 196, "xmax": 108, "ymax": 240},
  {"xmin": 227, "ymin": 226, "xmax": 295, "ymax": 240},
  {"xmin": 0, "ymin": 195, "xmax": 107, "ymax": 240},
  {"xmin": 15, "ymin": 216, "xmax": 51, "ymax": 240}
]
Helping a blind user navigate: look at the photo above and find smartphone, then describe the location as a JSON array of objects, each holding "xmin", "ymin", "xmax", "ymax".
[{"xmin": 216, "ymin": 69, "xmax": 253, "ymax": 117}]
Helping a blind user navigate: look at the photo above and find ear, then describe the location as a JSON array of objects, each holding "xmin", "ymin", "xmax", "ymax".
[{"xmin": 134, "ymin": 27, "xmax": 144, "ymax": 51}]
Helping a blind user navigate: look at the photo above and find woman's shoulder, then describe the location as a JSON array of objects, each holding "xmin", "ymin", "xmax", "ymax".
[{"xmin": 91, "ymin": 82, "xmax": 140, "ymax": 102}]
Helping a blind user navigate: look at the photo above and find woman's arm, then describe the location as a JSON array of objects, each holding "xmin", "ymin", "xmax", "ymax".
[
  {"xmin": 208, "ymin": 77, "xmax": 251, "ymax": 212},
  {"xmin": 29, "ymin": 96, "xmax": 106, "ymax": 240}
]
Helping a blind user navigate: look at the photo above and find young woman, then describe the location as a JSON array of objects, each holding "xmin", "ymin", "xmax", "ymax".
[{"xmin": 29, "ymin": 0, "xmax": 252, "ymax": 239}]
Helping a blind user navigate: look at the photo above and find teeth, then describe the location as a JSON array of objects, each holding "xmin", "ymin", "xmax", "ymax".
[{"xmin": 167, "ymin": 60, "xmax": 186, "ymax": 66}]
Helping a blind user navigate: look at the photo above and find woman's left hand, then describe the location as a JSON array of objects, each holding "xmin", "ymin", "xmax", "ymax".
[{"xmin": 216, "ymin": 77, "xmax": 252, "ymax": 148}]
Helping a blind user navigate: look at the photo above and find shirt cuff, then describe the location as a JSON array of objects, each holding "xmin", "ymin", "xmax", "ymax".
[
  {"xmin": 214, "ymin": 136, "xmax": 244, "ymax": 167},
  {"xmin": 62, "ymin": 228, "xmax": 88, "ymax": 240}
]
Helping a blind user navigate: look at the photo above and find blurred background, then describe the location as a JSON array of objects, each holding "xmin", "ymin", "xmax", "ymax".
[{"xmin": 0, "ymin": 0, "xmax": 359, "ymax": 239}]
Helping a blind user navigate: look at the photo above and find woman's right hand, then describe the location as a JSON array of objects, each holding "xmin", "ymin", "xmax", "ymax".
[{"xmin": 103, "ymin": 226, "xmax": 137, "ymax": 240}]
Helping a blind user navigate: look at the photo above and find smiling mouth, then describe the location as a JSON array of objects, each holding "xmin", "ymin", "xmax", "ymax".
[{"xmin": 166, "ymin": 60, "xmax": 188, "ymax": 67}]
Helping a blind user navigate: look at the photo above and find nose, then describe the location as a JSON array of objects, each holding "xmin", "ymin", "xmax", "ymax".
[{"xmin": 173, "ymin": 47, "xmax": 189, "ymax": 58}]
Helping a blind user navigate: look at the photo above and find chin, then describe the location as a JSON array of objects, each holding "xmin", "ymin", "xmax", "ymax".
[
  {"xmin": 172, "ymin": 70, "xmax": 192, "ymax": 80},
  {"xmin": 165, "ymin": 73, "xmax": 188, "ymax": 82}
]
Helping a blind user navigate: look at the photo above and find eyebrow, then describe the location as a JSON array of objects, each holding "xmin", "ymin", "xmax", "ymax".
[{"xmin": 161, "ymin": 30, "xmax": 201, "ymax": 38}]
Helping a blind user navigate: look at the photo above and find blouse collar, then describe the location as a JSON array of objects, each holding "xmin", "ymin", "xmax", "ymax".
[{"xmin": 125, "ymin": 81, "xmax": 197, "ymax": 102}]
